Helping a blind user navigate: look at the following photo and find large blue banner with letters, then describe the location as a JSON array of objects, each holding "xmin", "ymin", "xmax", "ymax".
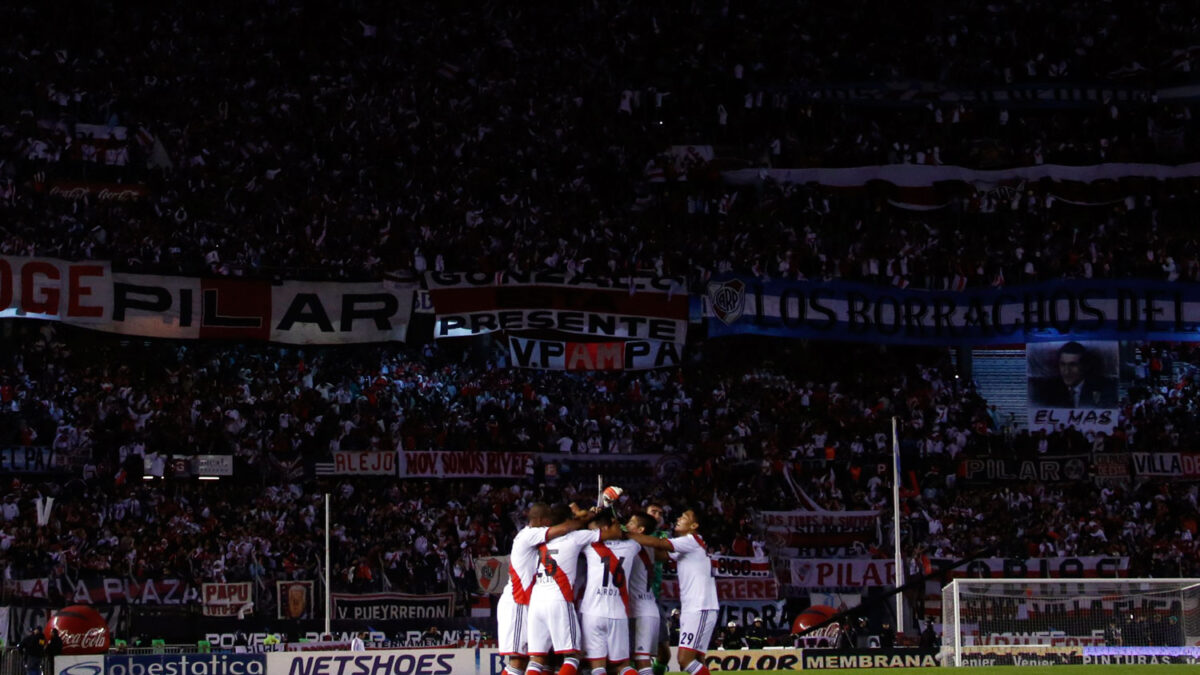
[{"xmin": 706, "ymin": 277, "xmax": 1200, "ymax": 345}]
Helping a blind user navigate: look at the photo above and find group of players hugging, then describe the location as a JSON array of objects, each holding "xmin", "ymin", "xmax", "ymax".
[{"xmin": 497, "ymin": 489, "xmax": 720, "ymax": 675}]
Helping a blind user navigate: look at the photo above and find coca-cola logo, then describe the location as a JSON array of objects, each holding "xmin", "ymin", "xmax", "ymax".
[
  {"xmin": 48, "ymin": 183, "xmax": 147, "ymax": 202},
  {"xmin": 49, "ymin": 186, "xmax": 89, "ymax": 200},
  {"xmin": 97, "ymin": 188, "xmax": 143, "ymax": 202},
  {"xmin": 59, "ymin": 627, "xmax": 108, "ymax": 649},
  {"xmin": 46, "ymin": 605, "xmax": 111, "ymax": 655}
]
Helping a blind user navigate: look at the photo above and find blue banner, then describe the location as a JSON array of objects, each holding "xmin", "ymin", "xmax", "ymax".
[{"xmin": 705, "ymin": 278, "xmax": 1200, "ymax": 345}]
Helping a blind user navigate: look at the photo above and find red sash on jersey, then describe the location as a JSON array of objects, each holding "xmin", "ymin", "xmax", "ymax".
[
  {"xmin": 509, "ymin": 564, "xmax": 532, "ymax": 604},
  {"xmin": 591, "ymin": 541, "xmax": 630, "ymax": 614},
  {"xmin": 538, "ymin": 543, "xmax": 576, "ymax": 603},
  {"xmin": 637, "ymin": 549, "xmax": 654, "ymax": 593}
]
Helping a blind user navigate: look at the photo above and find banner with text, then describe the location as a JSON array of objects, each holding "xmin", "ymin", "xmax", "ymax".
[
  {"xmin": 426, "ymin": 271, "xmax": 688, "ymax": 342},
  {"xmin": 1027, "ymin": 341, "xmax": 1119, "ymax": 433},
  {"xmin": 660, "ymin": 578, "xmax": 779, "ymax": 602},
  {"xmin": 0, "ymin": 446, "xmax": 60, "ymax": 473},
  {"xmin": 508, "ymin": 336, "xmax": 681, "ymax": 370},
  {"xmin": 399, "ymin": 451, "xmax": 529, "ymax": 479},
  {"xmin": 757, "ymin": 510, "xmax": 880, "ymax": 557},
  {"xmin": 315, "ymin": 452, "xmax": 399, "ymax": 476},
  {"xmin": 1131, "ymin": 452, "xmax": 1200, "ymax": 479},
  {"xmin": 0, "ymin": 255, "xmax": 416, "ymax": 343},
  {"xmin": 202, "ymin": 582, "xmax": 253, "ymax": 617},
  {"xmin": 664, "ymin": 555, "xmax": 773, "ymax": 579},
  {"xmin": 331, "ymin": 592, "xmax": 456, "ymax": 621},
  {"xmin": 4, "ymin": 578, "xmax": 199, "ymax": 604},
  {"xmin": 706, "ymin": 277, "xmax": 1200, "ymax": 345},
  {"xmin": 779, "ymin": 556, "xmax": 1129, "ymax": 590},
  {"xmin": 957, "ymin": 455, "xmax": 1092, "ymax": 483}
]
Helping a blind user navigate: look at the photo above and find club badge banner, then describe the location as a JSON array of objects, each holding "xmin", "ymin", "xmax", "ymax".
[
  {"xmin": 0, "ymin": 255, "xmax": 416, "ymax": 343},
  {"xmin": 706, "ymin": 277, "xmax": 1200, "ymax": 345}
]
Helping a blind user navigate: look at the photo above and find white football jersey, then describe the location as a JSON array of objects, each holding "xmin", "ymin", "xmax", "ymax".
[
  {"xmin": 580, "ymin": 538, "xmax": 642, "ymax": 619},
  {"xmin": 502, "ymin": 525, "xmax": 548, "ymax": 605},
  {"xmin": 628, "ymin": 544, "xmax": 659, "ymax": 617},
  {"xmin": 669, "ymin": 533, "xmax": 719, "ymax": 613},
  {"xmin": 530, "ymin": 529, "xmax": 599, "ymax": 605}
]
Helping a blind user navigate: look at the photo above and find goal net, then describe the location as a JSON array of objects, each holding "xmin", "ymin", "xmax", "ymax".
[{"xmin": 941, "ymin": 578, "xmax": 1200, "ymax": 666}]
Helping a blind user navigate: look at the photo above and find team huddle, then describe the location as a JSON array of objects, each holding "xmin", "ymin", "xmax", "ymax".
[{"xmin": 497, "ymin": 493, "xmax": 720, "ymax": 675}]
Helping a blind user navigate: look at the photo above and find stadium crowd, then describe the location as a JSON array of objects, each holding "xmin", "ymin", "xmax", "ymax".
[
  {"xmin": 0, "ymin": 0, "xmax": 1198, "ymax": 633},
  {"xmin": 1, "ymin": 327, "xmax": 1199, "ymax": 614},
  {"xmin": 0, "ymin": 1, "xmax": 1199, "ymax": 288}
]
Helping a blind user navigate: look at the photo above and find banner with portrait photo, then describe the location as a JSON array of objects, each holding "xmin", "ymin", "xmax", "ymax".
[
  {"xmin": 277, "ymin": 581, "xmax": 314, "ymax": 620},
  {"xmin": 1027, "ymin": 340, "xmax": 1119, "ymax": 434}
]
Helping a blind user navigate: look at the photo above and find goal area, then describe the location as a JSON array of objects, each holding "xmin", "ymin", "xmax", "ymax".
[{"xmin": 941, "ymin": 578, "xmax": 1200, "ymax": 666}]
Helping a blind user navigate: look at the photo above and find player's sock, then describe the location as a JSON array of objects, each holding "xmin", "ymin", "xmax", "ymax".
[
  {"xmin": 618, "ymin": 667, "xmax": 638, "ymax": 675},
  {"xmin": 639, "ymin": 668, "xmax": 654, "ymax": 675},
  {"xmin": 556, "ymin": 657, "xmax": 580, "ymax": 675},
  {"xmin": 505, "ymin": 667, "xmax": 523, "ymax": 675},
  {"xmin": 684, "ymin": 660, "xmax": 710, "ymax": 675},
  {"xmin": 651, "ymin": 659, "xmax": 666, "ymax": 675},
  {"xmin": 591, "ymin": 668, "xmax": 606, "ymax": 675},
  {"xmin": 525, "ymin": 663, "xmax": 546, "ymax": 675}
]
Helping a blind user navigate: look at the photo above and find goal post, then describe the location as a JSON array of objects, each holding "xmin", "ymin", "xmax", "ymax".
[{"xmin": 941, "ymin": 578, "xmax": 1200, "ymax": 666}]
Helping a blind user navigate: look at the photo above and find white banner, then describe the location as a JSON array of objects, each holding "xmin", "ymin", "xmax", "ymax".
[
  {"xmin": 0, "ymin": 256, "xmax": 416, "ymax": 343},
  {"xmin": 780, "ymin": 559, "xmax": 897, "ymax": 588},
  {"xmin": 265, "ymin": 649, "xmax": 508, "ymax": 675},
  {"xmin": 202, "ymin": 582, "xmax": 253, "ymax": 617},
  {"xmin": 426, "ymin": 271, "xmax": 688, "ymax": 342},
  {"xmin": 780, "ymin": 556, "xmax": 1131, "ymax": 589},
  {"xmin": 331, "ymin": 451, "xmax": 398, "ymax": 476}
]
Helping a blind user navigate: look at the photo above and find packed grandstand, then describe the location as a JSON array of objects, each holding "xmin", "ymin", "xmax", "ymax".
[{"xmin": 1, "ymin": 0, "xmax": 1200, "ymax": 668}]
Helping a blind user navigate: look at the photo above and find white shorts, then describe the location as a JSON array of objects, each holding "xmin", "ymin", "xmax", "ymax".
[
  {"xmin": 527, "ymin": 600, "xmax": 581, "ymax": 655},
  {"xmin": 497, "ymin": 594, "xmax": 528, "ymax": 656},
  {"xmin": 632, "ymin": 613, "xmax": 660, "ymax": 658},
  {"xmin": 678, "ymin": 609, "xmax": 719, "ymax": 655},
  {"xmin": 581, "ymin": 614, "xmax": 630, "ymax": 662}
]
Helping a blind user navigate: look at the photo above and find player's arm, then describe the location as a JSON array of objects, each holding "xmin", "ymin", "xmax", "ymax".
[
  {"xmin": 547, "ymin": 506, "xmax": 599, "ymax": 540},
  {"xmin": 627, "ymin": 531, "xmax": 674, "ymax": 551}
]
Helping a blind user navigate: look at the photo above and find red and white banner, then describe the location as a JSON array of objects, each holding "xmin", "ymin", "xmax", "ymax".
[
  {"xmin": 400, "ymin": 451, "xmax": 529, "ymax": 479},
  {"xmin": 660, "ymin": 577, "xmax": 779, "ymax": 602},
  {"xmin": 0, "ymin": 255, "xmax": 416, "ymax": 343},
  {"xmin": 508, "ymin": 336, "xmax": 681, "ymax": 370},
  {"xmin": 426, "ymin": 271, "xmax": 688, "ymax": 342},
  {"xmin": 759, "ymin": 510, "xmax": 880, "ymax": 555},
  {"xmin": 202, "ymin": 582, "xmax": 253, "ymax": 617}
]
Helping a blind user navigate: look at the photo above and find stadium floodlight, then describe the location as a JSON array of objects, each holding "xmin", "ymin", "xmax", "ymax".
[{"xmin": 941, "ymin": 578, "xmax": 1200, "ymax": 666}]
